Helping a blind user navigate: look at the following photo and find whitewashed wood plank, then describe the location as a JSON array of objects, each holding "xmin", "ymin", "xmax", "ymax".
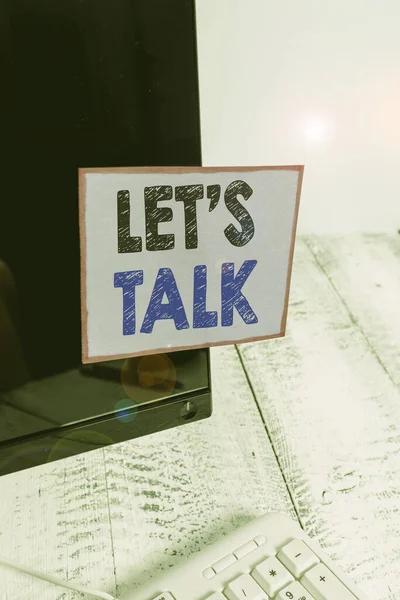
[
  {"xmin": 0, "ymin": 451, "xmax": 116, "ymax": 600},
  {"xmin": 103, "ymin": 344, "xmax": 295, "ymax": 598},
  {"xmin": 305, "ymin": 233, "xmax": 400, "ymax": 384},
  {"xmin": 0, "ymin": 344, "xmax": 294, "ymax": 599},
  {"xmin": 238, "ymin": 238, "xmax": 400, "ymax": 600}
]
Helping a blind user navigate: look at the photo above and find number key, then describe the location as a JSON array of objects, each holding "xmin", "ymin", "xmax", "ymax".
[{"xmin": 276, "ymin": 581, "xmax": 316, "ymax": 600}]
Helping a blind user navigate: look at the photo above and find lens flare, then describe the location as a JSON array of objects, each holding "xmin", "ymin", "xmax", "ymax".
[
  {"xmin": 0, "ymin": 430, "xmax": 115, "ymax": 473},
  {"xmin": 0, "ymin": 442, "xmax": 52, "ymax": 474},
  {"xmin": 114, "ymin": 398, "xmax": 138, "ymax": 423},
  {"xmin": 302, "ymin": 115, "xmax": 330, "ymax": 142},
  {"xmin": 48, "ymin": 430, "xmax": 114, "ymax": 462},
  {"xmin": 121, "ymin": 354, "xmax": 177, "ymax": 402}
]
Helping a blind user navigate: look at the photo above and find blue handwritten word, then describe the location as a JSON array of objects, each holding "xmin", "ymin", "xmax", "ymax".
[{"xmin": 114, "ymin": 260, "xmax": 258, "ymax": 335}]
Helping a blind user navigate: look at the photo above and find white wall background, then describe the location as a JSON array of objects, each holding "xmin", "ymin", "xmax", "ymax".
[{"xmin": 196, "ymin": 0, "xmax": 400, "ymax": 234}]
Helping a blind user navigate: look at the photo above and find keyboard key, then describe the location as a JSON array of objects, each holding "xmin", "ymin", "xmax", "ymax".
[
  {"xmin": 278, "ymin": 539, "xmax": 319, "ymax": 577},
  {"xmin": 206, "ymin": 594, "xmax": 228, "ymax": 600},
  {"xmin": 151, "ymin": 595, "xmax": 175, "ymax": 600},
  {"xmin": 202, "ymin": 567, "xmax": 216, "ymax": 579},
  {"xmin": 254, "ymin": 535, "xmax": 267, "ymax": 546},
  {"xmin": 276, "ymin": 581, "xmax": 316, "ymax": 599},
  {"xmin": 301, "ymin": 564, "xmax": 358, "ymax": 600},
  {"xmin": 224, "ymin": 573, "xmax": 269, "ymax": 600},
  {"xmin": 252, "ymin": 556, "xmax": 294, "ymax": 596},
  {"xmin": 233, "ymin": 540, "xmax": 257, "ymax": 559},
  {"xmin": 212, "ymin": 553, "xmax": 236, "ymax": 573}
]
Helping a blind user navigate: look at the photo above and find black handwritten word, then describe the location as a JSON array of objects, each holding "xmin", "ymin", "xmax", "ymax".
[
  {"xmin": 117, "ymin": 180, "xmax": 255, "ymax": 253},
  {"xmin": 114, "ymin": 260, "xmax": 258, "ymax": 335}
]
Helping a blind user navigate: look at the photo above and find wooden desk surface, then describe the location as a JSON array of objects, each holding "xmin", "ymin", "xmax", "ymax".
[{"xmin": 0, "ymin": 234, "xmax": 399, "ymax": 600}]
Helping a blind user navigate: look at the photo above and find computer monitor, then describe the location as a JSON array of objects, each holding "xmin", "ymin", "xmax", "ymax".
[{"xmin": 0, "ymin": 0, "xmax": 212, "ymax": 476}]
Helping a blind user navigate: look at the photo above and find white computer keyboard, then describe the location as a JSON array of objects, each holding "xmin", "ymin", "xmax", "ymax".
[{"xmin": 130, "ymin": 512, "xmax": 369, "ymax": 600}]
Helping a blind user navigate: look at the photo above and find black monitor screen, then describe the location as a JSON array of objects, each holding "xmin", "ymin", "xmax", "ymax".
[{"xmin": 0, "ymin": 0, "xmax": 210, "ymax": 473}]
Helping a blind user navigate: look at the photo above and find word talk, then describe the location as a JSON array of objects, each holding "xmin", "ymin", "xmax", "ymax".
[{"xmin": 114, "ymin": 260, "xmax": 258, "ymax": 335}]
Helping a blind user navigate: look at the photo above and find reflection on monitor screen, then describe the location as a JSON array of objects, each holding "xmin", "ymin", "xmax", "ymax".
[{"xmin": 0, "ymin": 0, "xmax": 211, "ymax": 475}]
